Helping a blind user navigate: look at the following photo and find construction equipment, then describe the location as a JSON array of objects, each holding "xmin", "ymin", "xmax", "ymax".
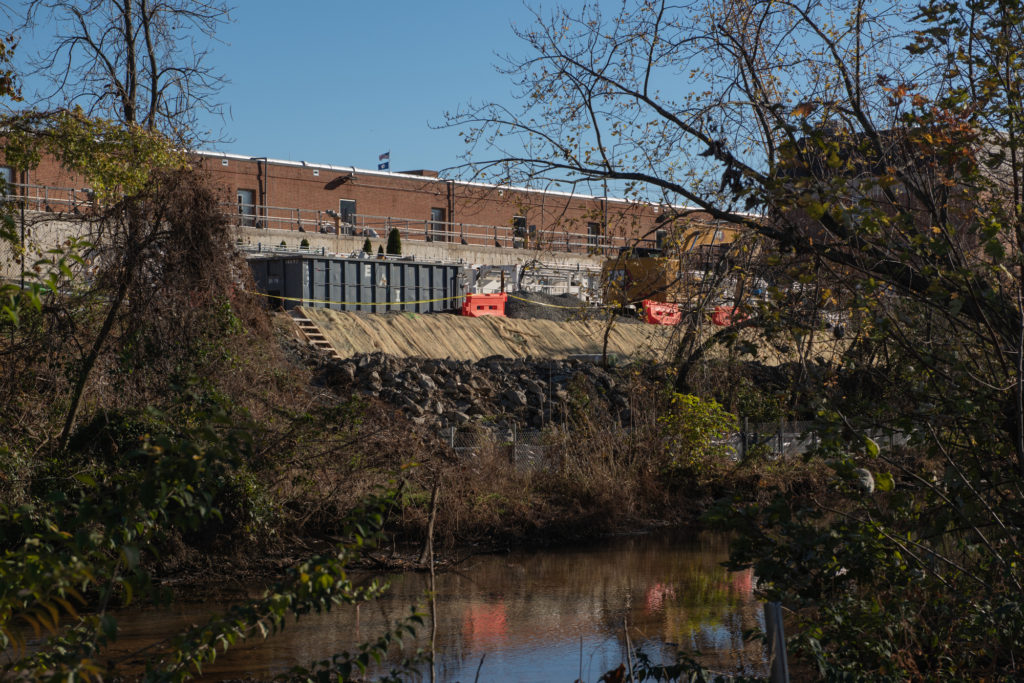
[{"xmin": 600, "ymin": 221, "xmax": 740, "ymax": 306}]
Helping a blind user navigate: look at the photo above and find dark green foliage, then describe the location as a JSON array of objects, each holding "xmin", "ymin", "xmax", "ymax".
[
  {"xmin": 362, "ymin": 237, "xmax": 372, "ymax": 253},
  {"xmin": 385, "ymin": 228, "xmax": 401, "ymax": 255},
  {"xmin": 0, "ymin": 401, "xmax": 422, "ymax": 679}
]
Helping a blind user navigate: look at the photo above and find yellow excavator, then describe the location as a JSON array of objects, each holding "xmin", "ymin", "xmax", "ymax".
[{"xmin": 601, "ymin": 221, "xmax": 740, "ymax": 306}]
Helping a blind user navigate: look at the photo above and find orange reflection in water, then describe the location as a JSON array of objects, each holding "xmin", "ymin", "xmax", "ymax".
[
  {"xmin": 731, "ymin": 568, "xmax": 754, "ymax": 597},
  {"xmin": 645, "ymin": 582, "xmax": 678, "ymax": 613},
  {"xmin": 461, "ymin": 599, "xmax": 509, "ymax": 649}
]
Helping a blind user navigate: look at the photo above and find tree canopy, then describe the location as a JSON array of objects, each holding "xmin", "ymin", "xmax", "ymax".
[
  {"xmin": 451, "ymin": 0, "xmax": 1024, "ymax": 676},
  {"xmin": 18, "ymin": 0, "xmax": 232, "ymax": 144}
]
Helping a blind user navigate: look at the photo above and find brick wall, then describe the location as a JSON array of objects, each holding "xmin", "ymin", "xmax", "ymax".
[
  {"xmin": 194, "ymin": 152, "xmax": 687, "ymax": 250},
  {"xmin": 5, "ymin": 146, "xmax": 735, "ymax": 254}
]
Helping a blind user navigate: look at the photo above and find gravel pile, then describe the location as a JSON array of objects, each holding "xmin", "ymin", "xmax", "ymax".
[{"xmin": 504, "ymin": 291, "xmax": 588, "ymax": 322}]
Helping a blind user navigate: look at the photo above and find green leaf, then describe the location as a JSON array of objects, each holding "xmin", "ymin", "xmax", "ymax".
[
  {"xmin": 74, "ymin": 473, "xmax": 99, "ymax": 489},
  {"xmin": 864, "ymin": 436, "xmax": 879, "ymax": 458},
  {"xmin": 875, "ymin": 472, "xmax": 895, "ymax": 492}
]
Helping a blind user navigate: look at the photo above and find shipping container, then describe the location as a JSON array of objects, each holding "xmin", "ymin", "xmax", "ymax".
[{"xmin": 248, "ymin": 254, "xmax": 467, "ymax": 313}]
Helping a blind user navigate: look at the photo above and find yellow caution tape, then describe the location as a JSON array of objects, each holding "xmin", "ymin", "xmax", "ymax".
[
  {"xmin": 245, "ymin": 289, "xmax": 617, "ymax": 310},
  {"xmin": 244, "ymin": 289, "xmax": 464, "ymax": 307}
]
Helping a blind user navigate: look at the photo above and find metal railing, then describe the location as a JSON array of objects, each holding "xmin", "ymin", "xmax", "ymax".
[
  {"xmin": 2, "ymin": 182, "xmax": 98, "ymax": 214},
  {"xmin": 236, "ymin": 203, "xmax": 658, "ymax": 255},
  {"xmin": 4, "ymin": 181, "xmax": 661, "ymax": 256}
]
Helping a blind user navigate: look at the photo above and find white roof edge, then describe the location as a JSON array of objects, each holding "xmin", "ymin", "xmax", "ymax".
[{"xmin": 192, "ymin": 149, "xmax": 759, "ymax": 219}]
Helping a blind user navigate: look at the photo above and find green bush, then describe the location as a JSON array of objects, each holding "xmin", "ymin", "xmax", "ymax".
[
  {"xmin": 362, "ymin": 237, "xmax": 372, "ymax": 253},
  {"xmin": 386, "ymin": 228, "xmax": 402, "ymax": 255},
  {"xmin": 658, "ymin": 393, "xmax": 737, "ymax": 475}
]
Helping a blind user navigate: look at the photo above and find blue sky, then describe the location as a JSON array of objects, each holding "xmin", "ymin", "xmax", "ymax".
[
  {"xmin": 204, "ymin": 1, "xmax": 541, "ymax": 172},
  {"xmin": 10, "ymin": 1, "xmax": 567, "ymax": 172}
]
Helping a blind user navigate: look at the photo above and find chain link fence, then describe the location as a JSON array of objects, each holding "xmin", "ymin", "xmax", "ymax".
[
  {"xmin": 0, "ymin": 196, "xmax": 23, "ymax": 283},
  {"xmin": 727, "ymin": 419, "xmax": 909, "ymax": 459},
  {"xmin": 0, "ymin": 231, "xmax": 20, "ymax": 282},
  {"xmin": 443, "ymin": 424, "xmax": 549, "ymax": 470},
  {"xmin": 441, "ymin": 420, "xmax": 910, "ymax": 470}
]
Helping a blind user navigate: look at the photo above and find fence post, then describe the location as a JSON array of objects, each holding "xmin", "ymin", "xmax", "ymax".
[
  {"xmin": 778, "ymin": 417, "xmax": 785, "ymax": 454},
  {"xmin": 741, "ymin": 417, "xmax": 749, "ymax": 459},
  {"xmin": 764, "ymin": 602, "xmax": 790, "ymax": 682},
  {"xmin": 449, "ymin": 426, "xmax": 455, "ymax": 449}
]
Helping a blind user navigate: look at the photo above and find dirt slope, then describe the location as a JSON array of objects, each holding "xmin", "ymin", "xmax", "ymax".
[{"xmin": 299, "ymin": 308, "xmax": 675, "ymax": 361}]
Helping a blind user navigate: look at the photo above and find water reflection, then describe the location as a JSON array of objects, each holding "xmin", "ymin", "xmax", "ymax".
[{"xmin": 112, "ymin": 531, "xmax": 765, "ymax": 681}]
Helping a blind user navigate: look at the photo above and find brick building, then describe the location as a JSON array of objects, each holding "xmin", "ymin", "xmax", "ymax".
[{"xmin": 2, "ymin": 148, "xmax": 738, "ymax": 257}]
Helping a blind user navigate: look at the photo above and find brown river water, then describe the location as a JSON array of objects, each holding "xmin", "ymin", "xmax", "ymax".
[{"xmin": 107, "ymin": 531, "xmax": 766, "ymax": 681}]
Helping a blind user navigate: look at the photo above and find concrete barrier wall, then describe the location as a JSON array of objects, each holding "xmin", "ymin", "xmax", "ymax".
[
  {"xmin": 2, "ymin": 210, "xmax": 606, "ymax": 282},
  {"xmin": 233, "ymin": 226, "xmax": 607, "ymax": 269},
  {"xmin": 0, "ymin": 214, "xmax": 92, "ymax": 281}
]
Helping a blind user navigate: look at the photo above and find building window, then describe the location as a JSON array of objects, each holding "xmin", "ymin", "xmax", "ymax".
[
  {"xmin": 237, "ymin": 188, "xmax": 256, "ymax": 227},
  {"xmin": 655, "ymin": 229, "xmax": 668, "ymax": 250},
  {"xmin": 512, "ymin": 215, "xmax": 527, "ymax": 248},
  {"xmin": 512, "ymin": 215, "xmax": 527, "ymax": 235},
  {"xmin": 430, "ymin": 207, "xmax": 447, "ymax": 242},
  {"xmin": 0, "ymin": 166, "xmax": 14, "ymax": 197},
  {"xmin": 587, "ymin": 221, "xmax": 602, "ymax": 247},
  {"xmin": 338, "ymin": 199, "xmax": 357, "ymax": 224}
]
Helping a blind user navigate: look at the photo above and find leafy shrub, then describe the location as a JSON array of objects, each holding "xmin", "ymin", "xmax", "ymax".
[
  {"xmin": 659, "ymin": 393, "xmax": 737, "ymax": 476},
  {"xmin": 386, "ymin": 228, "xmax": 401, "ymax": 255}
]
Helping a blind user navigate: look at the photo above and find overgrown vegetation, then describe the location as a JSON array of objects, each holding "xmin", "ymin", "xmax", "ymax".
[
  {"xmin": 10, "ymin": 0, "xmax": 1024, "ymax": 677},
  {"xmin": 451, "ymin": 0, "xmax": 1024, "ymax": 677}
]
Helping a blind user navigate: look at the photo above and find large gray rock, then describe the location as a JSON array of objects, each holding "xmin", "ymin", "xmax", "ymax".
[{"xmin": 501, "ymin": 389, "xmax": 528, "ymax": 408}]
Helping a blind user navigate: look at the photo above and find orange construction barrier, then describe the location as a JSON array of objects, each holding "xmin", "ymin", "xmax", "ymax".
[
  {"xmin": 711, "ymin": 305, "xmax": 745, "ymax": 326},
  {"xmin": 461, "ymin": 292, "xmax": 508, "ymax": 317},
  {"xmin": 642, "ymin": 299, "xmax": 682, "ymax": 325}
]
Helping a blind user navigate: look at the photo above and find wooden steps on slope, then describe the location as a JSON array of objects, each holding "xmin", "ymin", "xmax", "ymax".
[{"xmin": 288, "ymin": 308, "xmax": 342, "ymax": 360}]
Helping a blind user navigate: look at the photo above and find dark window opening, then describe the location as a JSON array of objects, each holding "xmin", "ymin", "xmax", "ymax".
[
  {"xmin": 655, "ymin": 229, "xmax": 668, "ymax": 250},
  {"xmin": 513, "ymin": 215, "xmax": 527, "ymax": 235},
  {"xmin": 338, "ymin": 199, "xmax": 357, "ymax": 224},
  {"xmin": 587, "ymin": 221, "xmax": 602, "ymax": 247},
  {"xmin": 513, "ymin": 215, "xmax": 527, "ymax": 247},
  {"xmin": 0, "ymin": 166, "xmax": 14, "ymax": 198},
  {"xmin": 237, "ymin": 188, "xmax": 256, "ymax": 227},
  {"xmin": 430, "ymin": 207, "xmax": 447, "ymax": 242}
]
